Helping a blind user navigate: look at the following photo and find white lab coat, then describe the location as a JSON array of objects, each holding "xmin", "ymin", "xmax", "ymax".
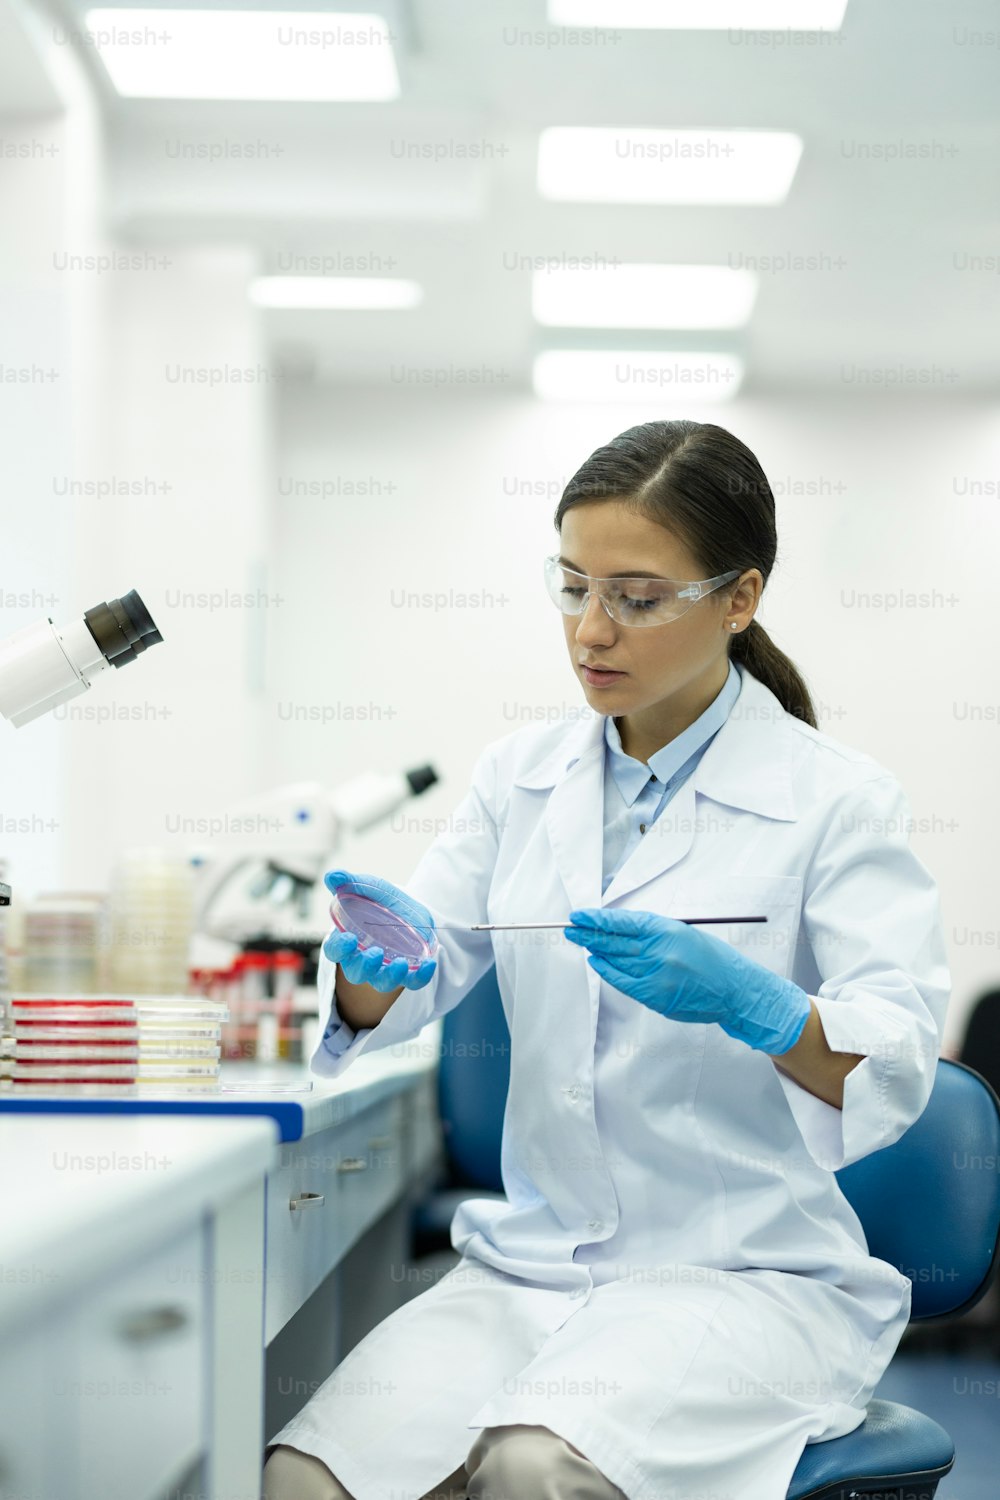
[{"xmin": 268, "ymin": 662, "xmax": 951, "ymax": 1500}]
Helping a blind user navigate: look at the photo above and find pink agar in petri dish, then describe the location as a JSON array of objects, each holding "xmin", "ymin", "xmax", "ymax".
[{"xmin": 328, "ymin": 879, "xmax": 438, "ymax": 970}]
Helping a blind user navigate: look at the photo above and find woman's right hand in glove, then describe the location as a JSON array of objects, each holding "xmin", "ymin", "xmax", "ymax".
[{"xmin": 322, "ymin": 869, "xmax": 438, "ymax": 992}]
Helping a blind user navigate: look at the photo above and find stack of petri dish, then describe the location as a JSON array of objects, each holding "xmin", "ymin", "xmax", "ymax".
[
  {"xmin": 22, "ymin": 894, "xmax": 108, "ymax": 995},
  {"xmin": 107, "ymin": 850, "xmax": 195, "ymax": 996},
  {"xmin": 134, "ymin": 996, "xmax": 226, "ymax": 1090},
  {"xmin": 9, "ymin": 997, "xmax": 140, "ymax": 1090},
  {"xmin": 6, "ymin": 995, "xmax": 228, "ymax": 1092}
]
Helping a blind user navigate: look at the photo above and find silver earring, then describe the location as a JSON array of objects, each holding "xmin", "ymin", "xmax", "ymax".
[{"xmin": 730, "ymin": 622, "xmax": 738, "ymax": 631}]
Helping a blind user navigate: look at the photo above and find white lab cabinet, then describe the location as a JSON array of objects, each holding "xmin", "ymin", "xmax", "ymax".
[
  {"xmin": 0, "ymin": 1320, "xmax": 56, "ymax": 1500},
  {"xmin": 264, "ymin": 1092, "xmax": 407, "ymax": 1342},
  {"xmin": 0, "ymin": 1038, "xmax": 446, "ymax": 1500},
  {"xmin": 68, "ymin": 1223, "xmax": 207, "ymax": 1500},
  {"xmin": 0, "ymin": 1116, "xmax": 278, "ymax": 1500}
]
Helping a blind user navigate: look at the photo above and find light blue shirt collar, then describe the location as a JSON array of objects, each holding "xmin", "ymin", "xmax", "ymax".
[{"xmin": 603, "ymin": 659, "xmax": 742, "ymax": 808}]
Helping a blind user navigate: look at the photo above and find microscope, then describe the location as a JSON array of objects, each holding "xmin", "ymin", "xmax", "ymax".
[{"xmin": 0, "ymin": 590, "xmax": 162, "ymax": 730}]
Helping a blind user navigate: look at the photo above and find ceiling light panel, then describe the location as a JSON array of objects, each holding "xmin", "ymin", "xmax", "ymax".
[
  {"xmin": 538, "ymin": 128, "xmax": 803, "ymax": 205},
  {"xmin": 533, "ymin": 349, "xmax": 744, "ymax": 401},
  {"xmin": 84, "ymin": 9, "xmax": 400, "ymax": 100},
  {"xmin": 532, "ymin": 263, "xmax": 758, "ymax": 329},
  {"xmin": 547, "ymin": 1, "xmax": 847, "ymax": 28}
]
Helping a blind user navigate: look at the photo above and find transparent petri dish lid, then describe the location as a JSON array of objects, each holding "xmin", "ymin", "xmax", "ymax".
[
  {"xmin": 137, "ymin": 1023, "xmax": 223, "ymax": 1041},
  {"xmin": 135, "ymin": 1079, "xmax": 220, "ymax": 1093},
  {"xmin": 13, "ymin": 1043, "xmax": 140, "ymax": 1060},
  {"xmin": 221, "ymin": 1079, "xmax": 314, "ymax": 1093},
  {"xmin": 328, "ymin": 879, "xmax": 438, "ymax": 970},
  {"xmin": 135, "ymin": 1000, "xmax": 228, "ymax": 1019},
  {"xmin": 11, "ymin": 1077, "xmax": 138, "ymax": 1091},
  {"xmin": 136, "ymin": 1061, "xmax": 220, "ymax": 1078},
  {"xmin": 137, "ymin": 1050, "xmax": 220, "ymax": 1062},
  {"xmin": 12, "ymin": 1024, "xmax": 139, "ymax": 1041},
  {"xmin": 12, "ymin": 1062, "xmax": 138, "ymax": 1079},
  {"xmin": 11, "ymin": 997, "xmax": 136, "ymax": 1012},
  {"xmin": 12, "ymin": 1011, "xmax": 139, "ymax": 1027}
]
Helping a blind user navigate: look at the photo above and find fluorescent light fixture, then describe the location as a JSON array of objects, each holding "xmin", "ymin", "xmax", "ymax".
[
  {"xmin": 250, "ymin": 277, "xmax": 423, "ymax": 310},
  {"xmin": 532, "ymin": 264, "xmax": 757, "ymax": 330},
  {"xmin": 537, "ymin": 128, "xmax": 802, "ymax": 205},
  {"xmin": 84, "ymin": 9, "xmax": 400, "ymax": 101},
  {"xmin": 533, "ymin": 350, "xmax": 743, "ymax": 402},
  {"xmin": 548, "ymin": 0, "xmax": 847, "ymax": 27}
]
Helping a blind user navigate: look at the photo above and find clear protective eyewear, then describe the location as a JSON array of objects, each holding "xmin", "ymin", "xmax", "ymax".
[{"xmin": 544, "ymin": 555, "xmax": 741, "ymax": 628}]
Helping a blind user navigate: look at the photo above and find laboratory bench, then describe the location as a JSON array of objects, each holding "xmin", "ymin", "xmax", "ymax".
[{"xmin": 0, "ymin": 1028, "xmax": 448, "ymax": 1500}]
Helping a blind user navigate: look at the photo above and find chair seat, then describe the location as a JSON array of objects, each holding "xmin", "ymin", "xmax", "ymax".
[
  {"xmin": 409, "ymin": 1199, "xmax": 959, "ymax": 1500},
  {"xmin": 787, "ymin": 1399, "xmax": 955, "ymax": 1500}
]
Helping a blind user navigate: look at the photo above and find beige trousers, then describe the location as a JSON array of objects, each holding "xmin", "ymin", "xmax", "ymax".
[{"xmin": 262, "ymin": 1423, "xmax": 628, "ymax": 1499}]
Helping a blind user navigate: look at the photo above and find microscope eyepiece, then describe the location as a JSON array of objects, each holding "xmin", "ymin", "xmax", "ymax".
[{"xmin": 84, "ymin": 589, "xmax": 163, "ymax": 668}]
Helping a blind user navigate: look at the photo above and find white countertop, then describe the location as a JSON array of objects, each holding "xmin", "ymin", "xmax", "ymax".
[{"xmin": 0, "ymin": 1113, "xmax": 280, "ymax": 1336}]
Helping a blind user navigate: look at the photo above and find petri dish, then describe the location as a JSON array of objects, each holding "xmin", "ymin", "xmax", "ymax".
[
  {"xmin": 11, "ymin": 1024, "xmax": 139, "ymax": 1041},
  {"xmin": 139, "ymin": 1041, "xmax": 221, "ymax": 1060},
  {"xmin": 13, "ymin": 1042, "xmax": 140, "ymax": 1059},
  {"xmin": 11, "ymin": 998, "xmax": 137, "ymax": 1024},
  {"xmin": 137, "ymin": 1023, "xmax": 223, "ymax": 1041},
  {"xmin": 136, "ymin": 1061, "xmax": 219, "ymax": 1078},
  {"xmin": 221, "ymin": 1080, "xmax": 314, "ymax": 1094},
  {"xmin": 12, "ymin": 1062, "xmax": 138, "ymax": 1081},
  {"xmin": 328, "ymin": 878, "xmax": 438, "ymax": 970},
  {"xmin": 10, "ymin": 1077, "xmax": 138, "ymax": 1091}
]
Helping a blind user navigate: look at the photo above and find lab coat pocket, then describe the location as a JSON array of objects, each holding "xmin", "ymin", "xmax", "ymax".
[{"xmin": 660, "ymin": 874, "xmax": 804, "ymax": 982}]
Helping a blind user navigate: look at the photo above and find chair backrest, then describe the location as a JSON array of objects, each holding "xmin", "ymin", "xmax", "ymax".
[
  {"xmin": 438, "ymin": 963, "xmax": 510, "ymax": 1191},
  {"xmin": 959, "ymin": 988, "xmax": 1000, "ymax": 1102},
  {"xmin": 438, "ymin": 972, "xmax": 1000, "ymax": 1318},
  {"xmin": 835, "ymin": 1057, "xmax": 1000, "ymax": 1319}
]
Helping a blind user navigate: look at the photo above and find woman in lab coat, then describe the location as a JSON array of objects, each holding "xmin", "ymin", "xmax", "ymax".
[{"xmin": 263, "ymin": 419, "xmax": 950, "ymax": 1500}]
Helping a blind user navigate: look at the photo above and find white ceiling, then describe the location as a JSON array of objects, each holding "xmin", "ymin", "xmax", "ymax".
[{"xmin": 28, "ymin": 0, "xmax": 1000, "ymax": 390}]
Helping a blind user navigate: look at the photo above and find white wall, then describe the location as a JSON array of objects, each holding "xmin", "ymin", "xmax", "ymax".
[
  {"xmin": 61, "ymin": 243, "xmax": 273, "ymax": 891},
  {"xmin": 0, "ymin": 11, "xmax": 272, "ymax": 900},
  {"xmin": 0, "ymin": 3, "xmax": 94, "ymax": 895},
  {"xmin": 267, "ymin": 386, "xmax": 1000, "ymax": 1052}
]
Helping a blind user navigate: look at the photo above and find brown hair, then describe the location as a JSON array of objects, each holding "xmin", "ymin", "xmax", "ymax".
[{"xmin": 553, "ymin": 418, "xmax": 817, "ymax": 727}]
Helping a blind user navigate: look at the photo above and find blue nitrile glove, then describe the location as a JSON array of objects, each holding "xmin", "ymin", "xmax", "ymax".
[
  {"xmin": 564, "ymin": 907, "xmax": 811, "ymax": 1056},
  {"xmin": 323, "ymin": 869, "xmax": 437, "ymax": 993}
]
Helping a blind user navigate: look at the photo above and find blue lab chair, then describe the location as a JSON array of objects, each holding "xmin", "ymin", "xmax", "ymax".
[{"xmin": 411, "ymin": 966, "xmax": 1000, "ymax": 1500}]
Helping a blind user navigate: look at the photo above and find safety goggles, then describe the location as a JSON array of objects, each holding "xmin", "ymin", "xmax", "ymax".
[{"xmin": 544, "ymin": 555, "xmax": 741, "ymax": 628}]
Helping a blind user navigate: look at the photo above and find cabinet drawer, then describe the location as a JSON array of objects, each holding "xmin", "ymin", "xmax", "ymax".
[
  {"xmin": 69, "ymin": 1222, "xmax": 206, "ymax": 1500},
  {"xmin": 265, "ymin": 1094, "xmax": 405, "ymax": 1342},
  {"xmin": 0, "ymin": 1318, "xmax": 69, "ymax": 1500}
]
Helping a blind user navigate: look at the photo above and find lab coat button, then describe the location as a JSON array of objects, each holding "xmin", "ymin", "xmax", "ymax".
[
  {"xmin": 570, "ymin": 1286, "xmax": 587, "ymax": 1299},
  {"xmin": 562, "ymin": 1084, "xmax": 582, "ymax": 1101},
  {"xmin": 587, "ymin": 1218, "xmax": 603, "ymax": 1231}
]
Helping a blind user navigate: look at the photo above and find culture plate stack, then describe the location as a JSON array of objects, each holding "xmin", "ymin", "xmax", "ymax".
[
  {"xmin": 134, "ymin": 997, "xmax": 227, "ymax": 1090},
  {"xmin": 7, "ymin": 995, "xmax": 227, "ymax": 1092},
  {"xmin": 108, "ymin": 850, "xmax": 195, "ymax": 996},
  {"xmin": 22, "ymin": 894, "xmax": 107, "ymax": 995}
]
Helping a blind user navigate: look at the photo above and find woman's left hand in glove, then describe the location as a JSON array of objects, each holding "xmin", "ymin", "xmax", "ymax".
[{"xmin": 564, "ymin": 906, "xmax": 811, "ymax": 1056}]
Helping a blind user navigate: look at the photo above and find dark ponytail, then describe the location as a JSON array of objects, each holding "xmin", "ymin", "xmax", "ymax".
[{"xmin": 553, "ymin": 419, "xmax": 817, "ymax": 728}]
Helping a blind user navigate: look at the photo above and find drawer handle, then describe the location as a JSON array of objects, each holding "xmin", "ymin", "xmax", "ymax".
[
  {"xmin": 289, "ymin": 1191, "xmax": 325, "ymax": 1211},
  {"xmin": 116, "ymin": 1304, "xmax": 189, "ymax": 1344},
  {"xmin": 368, "ymin": 1136, "xmax": 393, "ymax": 1150},
  {"xmin": 337, "ymin": 1157, "xmax": 369, "ymax": 1174}
]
